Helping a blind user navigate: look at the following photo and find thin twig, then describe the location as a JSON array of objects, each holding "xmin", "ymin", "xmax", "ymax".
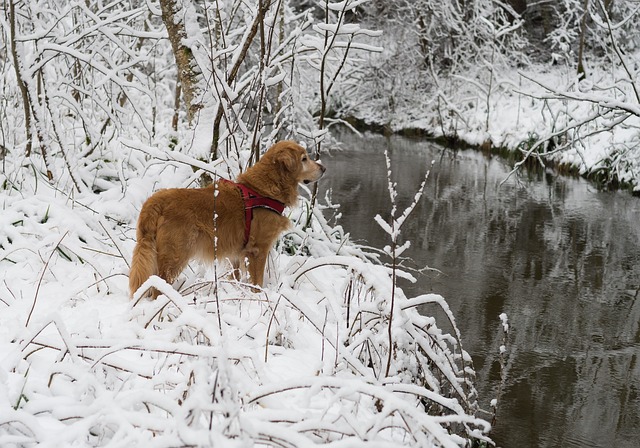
[
  {"xmin": 264, "ymin": 294, "xmax": 282, "ymax": 362},
  {"xmin": 26, "ymin": 232, "xmax": 68, "ymax": 327}
]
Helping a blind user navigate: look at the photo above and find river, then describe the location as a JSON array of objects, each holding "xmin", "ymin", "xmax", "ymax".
[{"xmin": 319, "ymin": 131, "xmax": 640, "ymax": 448}]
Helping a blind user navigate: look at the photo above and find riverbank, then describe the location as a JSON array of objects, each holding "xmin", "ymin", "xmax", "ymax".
[
  {"xmin": 0, "ymin": 141, "xmax": 491, "ymax": 446},
  {"xmin": 343, "ymin": 115, "xmax": 638, "ymax": 193},
  {"xmin": 338, "ymin": 62, "xmax": 640, "ymax": 196}
]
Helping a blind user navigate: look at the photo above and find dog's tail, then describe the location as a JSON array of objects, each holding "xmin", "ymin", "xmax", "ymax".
[{"xmin": 129, "ymin": 204, "xmax": 160, "ymax": 298}]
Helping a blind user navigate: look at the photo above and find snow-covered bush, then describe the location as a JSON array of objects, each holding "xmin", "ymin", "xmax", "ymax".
[{"xmin": 0, "ymin": 140, "xmax": 491, "ymax": 446}]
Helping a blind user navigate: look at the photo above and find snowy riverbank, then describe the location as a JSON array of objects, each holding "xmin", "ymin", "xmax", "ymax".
[
  {"xmin": 340, "ymin": 61, "xmax": 640, "ymax": 194},
  {"xmin": 0, "ymin": 143, "xmax": 491, "ymax": 447}
]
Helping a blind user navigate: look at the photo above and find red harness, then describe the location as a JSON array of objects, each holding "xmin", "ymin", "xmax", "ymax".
[{"xmin": 218, "ymin": 179, "xmax": 286, "ymax": 246}]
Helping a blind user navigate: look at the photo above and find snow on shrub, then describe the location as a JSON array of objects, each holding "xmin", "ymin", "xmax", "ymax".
[{"xmin": 0, "ymin": 149, "xmax": 490, "ymax": 447}]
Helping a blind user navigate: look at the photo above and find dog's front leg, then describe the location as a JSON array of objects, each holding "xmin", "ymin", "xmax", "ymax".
[
  {"xmin": 230, "ymin": 259, "xmax": 242, "ymax": 282},
  {"xmin": 244, "ymin": 248, "xmax": 268, "ymax": 288}
]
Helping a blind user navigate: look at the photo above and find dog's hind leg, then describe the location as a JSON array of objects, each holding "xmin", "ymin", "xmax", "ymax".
[
  {"xmin": 157, "ymin": 249, "xmax": 191, "ymax": 289},
  {"xmin": 154, "ymin": 225, "xmax": 193, "ymax": 295}
]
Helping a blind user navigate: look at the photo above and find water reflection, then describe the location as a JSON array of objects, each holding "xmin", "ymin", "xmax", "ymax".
[{"xmin": 320, "ymin": 131, "xmax": 640, "ymax": 448}]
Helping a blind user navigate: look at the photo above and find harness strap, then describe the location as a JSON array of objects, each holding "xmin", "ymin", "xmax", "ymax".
[{"xmin": 218, "ymin": 179, "xmax": 286, "ymax": 246}]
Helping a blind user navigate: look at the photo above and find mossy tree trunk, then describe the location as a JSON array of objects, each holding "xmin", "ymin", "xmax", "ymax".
[{"xmin": 159, "ymin": 0, "xmax": 203, "ymax": 124}]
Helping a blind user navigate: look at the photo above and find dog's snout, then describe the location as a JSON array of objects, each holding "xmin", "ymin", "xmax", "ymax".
[{"xmin": 319, "ymin": 163, "xmax": 326, "ymax": 173}]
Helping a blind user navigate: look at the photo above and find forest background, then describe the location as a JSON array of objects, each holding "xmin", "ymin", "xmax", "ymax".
[{"xmin": 0, "ymin": 0, "xmax": 639, "ymax": 446}]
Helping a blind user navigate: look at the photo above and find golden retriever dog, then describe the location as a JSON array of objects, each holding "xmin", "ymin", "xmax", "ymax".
[{"xmin": 129, "ymin": 141, "xmax": 325, "ymax": 298}]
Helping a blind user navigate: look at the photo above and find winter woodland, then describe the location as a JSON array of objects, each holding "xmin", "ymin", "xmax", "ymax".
[{"xmin": 1, "ymin": 0, "xmax": 639, "ymax": 446}]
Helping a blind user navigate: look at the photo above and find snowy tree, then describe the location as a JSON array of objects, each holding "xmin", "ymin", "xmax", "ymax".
[
  {"xmin": 143, "ymin": 0, "xmax": 382, "ymax": 167},
  {"xmin": 2, "ymin": 0, "xmax": 165, "ymax": 189},
  {"xmin": 0, "ymin": 0, "xmax": 382, "ymax": 188},
  {"xmin": 159, "ymin": 0, "xmax": 205, "ymax": 124},
  {"xmin": 512, "ymin": 0, "xmax": 640, "ymax": 71},
  {"xmin": 337, "ymin": 0, "xmax": 526, "ymax": 138},
  {"xmin": 509, "ymin": 0, "xmax": 640, "ymax": 184}
]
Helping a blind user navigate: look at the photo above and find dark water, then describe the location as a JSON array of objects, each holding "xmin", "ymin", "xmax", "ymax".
[{"xmin": 319, "ymin": 131, "xmax": 640, "ymax": 448}]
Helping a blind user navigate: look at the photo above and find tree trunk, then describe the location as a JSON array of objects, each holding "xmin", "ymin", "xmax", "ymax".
[
  {"xmin": 9, "ymin": 0, "xmax": 33, "ymax": 156},
  {"xmin": 159, "ymin": 0, "xmax": 203, "ymax": 124},
  {"xmin": 577, "ymin": 0, "xmax": 590, "ymax": 79},
  {"xmin": 210, "ymin": 1, "xmax": 272, "ymax": 159}
]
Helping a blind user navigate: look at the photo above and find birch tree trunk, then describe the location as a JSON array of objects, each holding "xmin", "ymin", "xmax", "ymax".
[
  {"xmin": 8, "ymin": 0, "xmax": 32, "ymax": 156},
  {"xmin": 159, "ymin": 0, "xmax": 203, "ymax": 124}
]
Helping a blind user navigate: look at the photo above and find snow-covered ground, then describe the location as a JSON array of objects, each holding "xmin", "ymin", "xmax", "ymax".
[
  {"xmin": 0, "ymin": 144, "xmax": 491, "ymax": 446},
  {"xmin": 340, "ymin": 54, "xmax": 640, "ymax": 193},
  {"xmin": 3, "ymin": 3, "xmax": 636, "ymax": 444}
]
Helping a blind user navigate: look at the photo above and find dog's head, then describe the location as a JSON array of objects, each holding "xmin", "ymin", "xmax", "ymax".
[{"xmin": 266, "ymin": 141, "xmax": 326, "ymax": 185}]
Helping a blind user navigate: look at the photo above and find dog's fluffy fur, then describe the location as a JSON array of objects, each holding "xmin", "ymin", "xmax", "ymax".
[{"xmin": 129, "ymin": 141, "xmax": 325, "ymax": 298}]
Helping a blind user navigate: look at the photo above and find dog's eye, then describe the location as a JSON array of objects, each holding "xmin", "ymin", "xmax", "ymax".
[{"xmin": 302, "ymin": 156, "xmax": 308, "ymax": 162}]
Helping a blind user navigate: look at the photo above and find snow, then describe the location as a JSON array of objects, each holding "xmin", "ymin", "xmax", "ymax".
[
  {"xmin": 340, "ymin": 30, "xmax": 640, "ymax": 191},
  {"xmin": 0, "ymin": 144, "xmax": 490, "ymax": 446},
  {"xmin": 499, "ymin": 313, "xmax": 509, "ymax": 333},
  {"xmin": 10, "ymin": 0, "xmax": 629, "ymax": 444}
]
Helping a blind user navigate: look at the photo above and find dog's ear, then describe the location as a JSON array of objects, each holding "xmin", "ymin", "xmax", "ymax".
[{"xmin": 278, "ymin": 149, "xmax": 299, "ymax": 173}]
